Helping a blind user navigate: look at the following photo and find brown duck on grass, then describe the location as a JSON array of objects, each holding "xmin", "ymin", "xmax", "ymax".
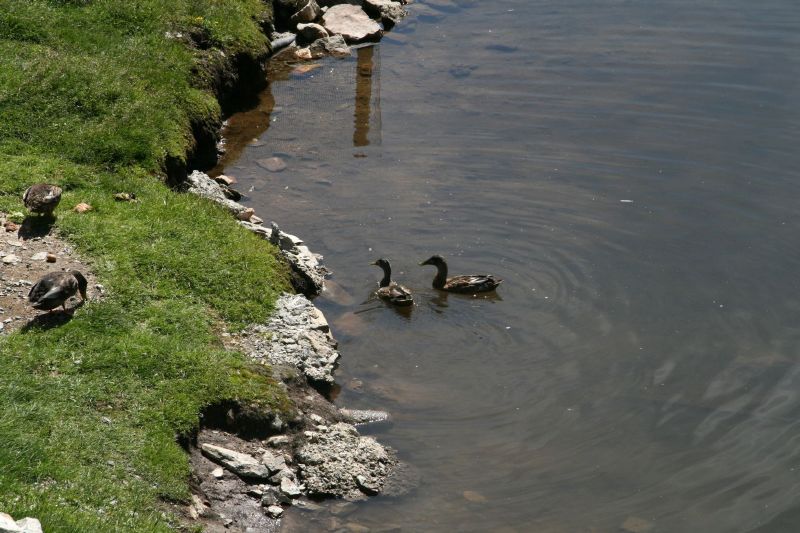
[
  {"xmin": 23, "ymin": 183, "xmax": 62, "ymax": 216},
  {"xmin": 28, "ymin": 271, "xmax": 88, "ymax": 312},
  {"xmin": 420, "ymin": 255, "xmax": 502, "ymax": 293},
  {"xmin": 371, "ymin": 258, "xmax": 414, "ymax": 306}
]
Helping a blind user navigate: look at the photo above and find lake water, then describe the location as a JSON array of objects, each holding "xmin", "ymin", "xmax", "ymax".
[{"xmin": 215, "ymin": 0, "xmax": 800, "ymax": 530}]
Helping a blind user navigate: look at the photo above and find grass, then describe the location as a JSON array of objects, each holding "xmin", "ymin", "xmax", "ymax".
[{"xmin": 0, "ymin": 1, "xmax": 293, "ymax": 531}]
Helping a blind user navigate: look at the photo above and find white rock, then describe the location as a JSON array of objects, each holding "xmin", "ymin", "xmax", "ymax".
[
  {"xmin": 30, "ymin": 252, "xmax": 48, "ymax": 261},
  {"xmin": 1, "ymin": 255, "xmax": 19, "ymax": 265},
  {"xmin": 266, "ymin": 505, "xmax": 284, "ymax": 518},
  {"xmin": 17, "ymin": 517, "xmax": 42, "ymax": 533},
  {"xmin": 201, "ymin": 443, "xmax": 271, "ymax": 480},
  {"xmin": 0, "ymin": 513, "xmax": 21, "ymax": 533},
  {"xmin": 280, "ymin": 477, "xmax": 302, "ymax": 498},
  {"xmin": 211, "ymin": 467, "xmax": 224, "ymax": 479}
]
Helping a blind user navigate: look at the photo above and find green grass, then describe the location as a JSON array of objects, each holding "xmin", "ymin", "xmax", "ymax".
[{"xmin": 0, "ymin": 1, "xmax": 292, "ymax": 531}]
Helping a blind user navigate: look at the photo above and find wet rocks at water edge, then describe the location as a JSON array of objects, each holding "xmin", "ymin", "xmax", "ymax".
[
  {"xmin": 322, "ymin": 4, "xmax": 382, "ymax": 43},
  {"xmin": 296, "ymin": 423, "xmax": 398, "ymax": 500},
  {"xmin": 363, "ymin": 0, "xmax": 408, "ymax": 28}
]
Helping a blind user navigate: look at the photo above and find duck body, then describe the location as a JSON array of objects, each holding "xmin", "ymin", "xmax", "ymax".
[
  {"xmin": 420, "ymin": 255, "xmax": 502, "ymax": 293},
  {"xmin": 372, "ymin": 258, "xmax": 414, "ymax": 306},
  {"xmin": 23, "ymin": 183, "xmax": 62, "ymax": 216},
  {"xmin": 28, "ymin": 270, "xmax": 88, "ymax": 311}
]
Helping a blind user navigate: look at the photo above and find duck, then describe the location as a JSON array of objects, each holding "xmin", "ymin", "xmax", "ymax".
[
  {"xmin": 371, "ymin": 258, "xmax": 414, "ymax": 306},
  {"xmin": 23, "ymin": 183, "xmax": 62, "ymax": 216},
  {"xmin": 28, "ymin": 270, "xmax": 88, "ymax": 312},
  {"xmin": 420, "ymin": 255, "xmax": 502, "ymax": 293}
]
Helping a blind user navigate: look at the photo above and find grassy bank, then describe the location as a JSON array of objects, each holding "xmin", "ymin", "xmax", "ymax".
[{"xmin": 0, "ymin": 1, "xmax": 291, "ymax": 530}]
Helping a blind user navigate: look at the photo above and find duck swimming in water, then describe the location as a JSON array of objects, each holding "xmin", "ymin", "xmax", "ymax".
[
  {"xmin": 371, "ymin": 258, "xmax": 414, "ymax": 306},
  {"xmin": 23, "ymin": 183, "xmax": 62, "ymax": 216},
  {"xmin": 28, "ymin": 270, "xmax": 88, "ymax": 312},
  {"xmin": 420, "ymin": 255, "xmax": 502, "ymax": 293}
]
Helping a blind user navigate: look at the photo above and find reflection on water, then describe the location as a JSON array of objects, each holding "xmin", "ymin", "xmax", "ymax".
[
  {"xmin": 354, "ymin": 46, "xmax": 377, "ymax": 147},
  {"xmin": 216, "ymin": 0, "xmax": 800, "ymax": 531}
]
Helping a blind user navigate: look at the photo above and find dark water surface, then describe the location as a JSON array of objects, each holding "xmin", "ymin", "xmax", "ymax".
[{"xmin": 217, "ymin": 0, "xmax": 800, "ymax": 530}]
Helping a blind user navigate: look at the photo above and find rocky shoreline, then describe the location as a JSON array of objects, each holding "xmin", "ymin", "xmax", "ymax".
[{"xmin": 172, "ymin": 2, "xmax": 416, "ymax": 529}]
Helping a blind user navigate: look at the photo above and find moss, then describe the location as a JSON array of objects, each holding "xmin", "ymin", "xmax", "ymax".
[{"xmin": 0, "ymin": 0, "xmax": 289, "ymax": 530}]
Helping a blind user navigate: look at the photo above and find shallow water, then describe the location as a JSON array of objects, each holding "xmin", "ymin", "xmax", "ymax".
[{"xmin": 217, "ymin": 0, "xmax": 800, "ymax": 530}]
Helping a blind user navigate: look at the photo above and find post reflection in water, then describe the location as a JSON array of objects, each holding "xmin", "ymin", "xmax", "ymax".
[
  {"xmin": 353, "ymin": 46, "xmax": 375, "ymax": 147},
  {"xmin": 211, "ymin": 44, "xmax": 382, "ymax": 177}
]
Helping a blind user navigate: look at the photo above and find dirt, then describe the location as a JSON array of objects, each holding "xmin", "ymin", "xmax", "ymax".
[{"xmin": 0, "ymin": 213, "xmax": 100, "ymax": 334}]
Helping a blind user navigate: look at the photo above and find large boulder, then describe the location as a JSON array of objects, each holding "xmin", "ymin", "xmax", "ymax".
[
  {"xmin": 322, "ymin": 4, "xmax": 382, "ymax": 43},
  {"xmin": 200, "ymin": 443, "xmax": 271, "ymax": 480},
  {"xmin": 362, "ymin": 0, "xmax": 408, "ymax": 29}
]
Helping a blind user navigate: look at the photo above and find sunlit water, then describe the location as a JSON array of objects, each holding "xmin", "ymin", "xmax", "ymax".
[{"xmin": 215, "ymin": 0, "xmax": 800, "ymax": 530}]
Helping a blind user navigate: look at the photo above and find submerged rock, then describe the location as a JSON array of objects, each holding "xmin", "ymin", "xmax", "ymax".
[
  {"xmin": 296, "ymin": 422, "xmax": 398, "ymax": 499},
  {"xmin": 322, "ymin": 4, "xmax": 382, "ymax": 43}
]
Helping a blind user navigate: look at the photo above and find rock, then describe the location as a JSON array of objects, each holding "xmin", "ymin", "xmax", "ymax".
[
  {"xmin": 260, "ymin": 488, "xmax": 280, "ymax": 506},
  {"xmin": 242, "ymin": 294, "xmax": 339, "ymax": 383},
  {"xmin": 213, "ymin": 174, "xmax": 237, "ymax": 186},
  {"xmin": 250, "ymin": 215, "xmax": 264, "ymax": 225},
  {"xmin": 280, "ymin": 477, "xmax": 303, "ymax": 499},
  {"xmin": 329, "ymin": 501, "xmax": 357, "ymax": 516},
  {"xmin": 3, "ymin": 221, "xmax": 19, "ymax": 232},
  {"xmin": 294, "ymin": 47, "xmax": 314, "ymax": 60},
  {"xmin": 308, "ymin": 34, "xmax": 352, "ymax": 58},
  {"xmin": 266, "ymin": 505, "xmax": 284, "ymax": 518},
  {"xmin": 462, "ymin": 490, "xmax": 487, "ymax": 503},
  {"xmin": 292, "ymin": 63, "xmax": 323, "ymax": 76},
  {"xmin": 73, "ymin": 202, "xmax": 93, "ymax": 213},
  {"xmin": 30, "ymin": 252, "xmax": 48, "ymax": 261},
  {"xmin": 200, "ymin": 443, "xmax": 271, "ymax": 480},
  {"xmin": 238, "ymin": 222, "xmax": 327, "ymax": 295},
  {"xmin": 0, "ymin": 513, "xmax": 21, "ymax": 533},
  {"xmin": 183, "ymin": 171, "xmax": 249, "ymax": 217},
  {"xmin": 266, "ymin": 435, "xmax": 291, "ymax": 447},
  {"xmin": 339, "ymin": 408, "xmax": 391, "ymax": 426},
  {"xmin": 296, "ymin": 22, "xmax": 329, "ymax": 43},
  {"xmin": 211, "ymin": 467, "xmax": 224, "ymax": 479},
  {"xmin": 362, "ymin": 0, "xmax": 407, "ymax": 28},
  {"xmin": 296, "ymin": 422, "xmax": 398, "ymax": 499},
  {"xmin": 621, "ymin": 516, "xmax": 654, "ymax": 533},
  {"xmin": 345, "ymin": 523, "xmax": 371, "ymax": 533},
  {"xmin": 2, "ymin": 255, "xmax": 19, "ymax": 265},
  {"xmin": 257, "ymin": 157, "xmax": 288, "ymax": 172},
  {"xmin": 113, "ymin": 192, "xmax": 136, "ymax": 202},
  {"xmin": 260, "ymin": 450, "xmax": 288, "ymax": 474},
  {"xmin": 236, "ymin": 208, "xmax": 256, "ymax": 222},
  {"xmin": 322, "ymin": 4, "xmax": 382, "ymax": 43},
  {"xmin": 45, "ymin": 253, "xmax": 56, "ymax": 263},
  {"xmin": 0, "ymin": 515, "xmax": 42, "ymax": 533},
  {"xmin": 270, "ymin": 32, "xmax": 297, "ymax": 51},
  {"xmin": 291, "ymin": 0, "xmax": 322, "ymax": 25}
]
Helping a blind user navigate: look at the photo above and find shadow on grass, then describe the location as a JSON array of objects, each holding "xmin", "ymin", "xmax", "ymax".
[
  {"xmin": 18, "ymin": 214, "xmax": 55, "ymax": 240},
  {"xmin": 21, "ymin": 300, "xmax": 85, "ymax": 332}
]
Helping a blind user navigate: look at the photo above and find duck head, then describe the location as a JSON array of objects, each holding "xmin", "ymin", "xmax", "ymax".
[{"xmin": 419, "ymin": 255, "xmax": 446, "ymax": 267}]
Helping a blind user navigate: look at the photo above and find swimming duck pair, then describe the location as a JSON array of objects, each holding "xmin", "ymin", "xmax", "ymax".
[{"xmin": 371, "ymin": 255, "xmax": 502, "ymax": 307}]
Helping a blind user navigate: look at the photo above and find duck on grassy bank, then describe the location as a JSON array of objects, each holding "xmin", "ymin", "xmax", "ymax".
[
  {"xmin": 371, "ymin": 258, "xmax": 414, "ymax": 306},
  {"xmin": 28, "ymin": 271, "xmax": 88, "ymax": 312},
  {"xmin": 420, "ymin": 255, "xmax": 502, "ymax": 293},
  {"xmin": 23, "ymin": 183, "xmax": 62, "ymax": 217}
]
